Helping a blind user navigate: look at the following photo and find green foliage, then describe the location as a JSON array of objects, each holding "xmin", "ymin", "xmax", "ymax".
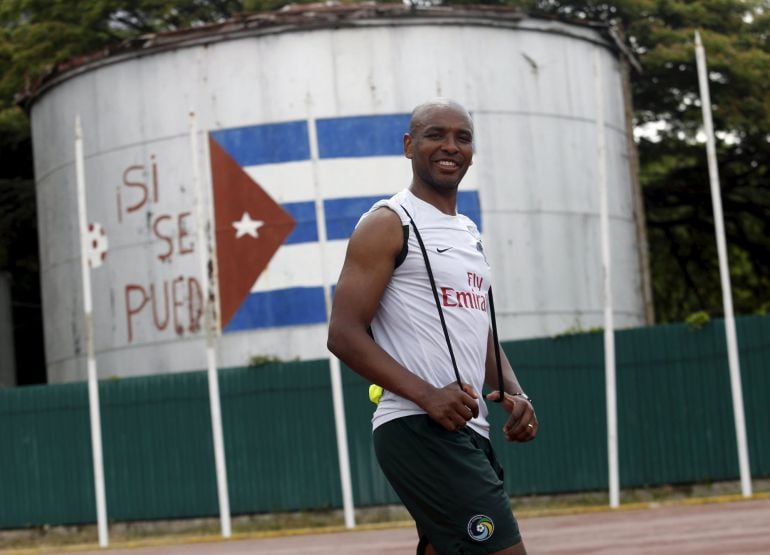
[
  {"xmin": 629, "ymin": 2, "xmax": 770, "ymax": 322},
  {"xmin": 0, "ymin": 1, "xmax": 247, "ymax": 109},
  {"xmin": 248, "ymin": 354, "xmax": 284, "ymax": 367},
  {"xmin": 494, "ymin": 0, "xmax": 770, "ymax": 323},
  {"xmin": 556, "ymin": 322, "xmax": 603, "ymax": 337},
  {"xmin": 0, "ymin": 107, "xmax": 32, "ymax": 179},
  {"xmin": 0, "ymin": 179, "xmax": 36, "ymax": 269},
  {"xmin": 684, "ymin": 310, "xmax": 711, "ymax": 329}
]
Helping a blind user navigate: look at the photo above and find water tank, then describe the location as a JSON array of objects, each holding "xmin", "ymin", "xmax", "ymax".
[{"xmin": 26, "ymin": 5, "xmax": 649, "ymax": 382}]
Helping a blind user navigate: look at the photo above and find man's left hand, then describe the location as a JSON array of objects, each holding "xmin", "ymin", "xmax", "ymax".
[{"xmin": 485, "ymin": 391, "xmax": 538, "ymax": 442}]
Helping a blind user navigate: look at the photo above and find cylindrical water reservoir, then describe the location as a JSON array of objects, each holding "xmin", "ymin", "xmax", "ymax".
[{"xmin": 26, "ymin": 5, "xmax": 648, "ymax": 382}]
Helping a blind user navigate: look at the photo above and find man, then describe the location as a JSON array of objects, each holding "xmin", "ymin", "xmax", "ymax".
[{"xmin": 327, "ymin": 98, "xmax": 538, "ymax": 555}]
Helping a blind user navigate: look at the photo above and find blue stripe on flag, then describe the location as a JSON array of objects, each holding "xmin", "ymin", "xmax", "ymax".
[
  {"xmin": 321, "ymin": 191, "xmax": 482, "ymax": 241},
  {"xmin": 283, "ymin": 201, "xmax": 318, "ymax": 244},
  {"xmin": 458, "ymin": 191, "xmax": 482, "ymax": 232},
  {"xmin": 228, "ymin": 192, "xmax": 480, "ymax": 247},
  {"xmin": 324, "ymin": 195, "xmax": 388, "ymax": 240},
  {"xmin": 211, "ymin": 121, "xmax": 310, "ymax": 166},
  {"xmin": 224, "ymin": 287, "xmax": 327, "ymax": 331},
  {"xmin": 316, "ymin": 114, "xmax": 410, "ymax": 159}
]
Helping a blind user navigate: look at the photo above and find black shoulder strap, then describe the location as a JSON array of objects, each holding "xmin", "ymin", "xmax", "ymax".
[
  {"xmin": 400, "ymin": 204, "xmax": 505, "ymax": 401},
  {"xmin": 395, "ymin": 225, "xmax": 409, "ymax": 269},
  {"xmin": 487, "ymin": 287, "xmax": 505, "ymax": 402},
  {"xmin": 401, "ymin": 205, "xmax": 463, "ymax": 389}
]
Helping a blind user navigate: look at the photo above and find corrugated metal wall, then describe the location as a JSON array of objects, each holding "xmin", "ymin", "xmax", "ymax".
[
  {"xmin": 221, "ymin": 361, "xmax": 344, "ymax": 513},
  {"xmin": 0, "ymin": 383, "xmax": 93, "ymax": 527},
  {"xmin": 1, "ymin": 316, "xmax": 768, "ymax": 529},
  {"xmin": 101, "ymin": 371, "xmax": 218, "ymax": 521},
  {"xmin": 489, "ymin": 333, "xmax": 609, "ymax": 495},
  {"xmin": 342, "ymin": 370, "xmax": 401, "ymax": 507},
  {"xmin": 490, "ymin": 316, "xmax": 770, "ymax": 496},
  {"xmin": 739, "ymin": 315, "xmax": 770, "ymax": 476}
]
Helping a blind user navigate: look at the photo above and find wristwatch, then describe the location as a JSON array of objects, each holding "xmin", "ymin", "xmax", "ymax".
[{"xmin": 510, "ymin": 392, "xmax": 533, "ymax": 404}]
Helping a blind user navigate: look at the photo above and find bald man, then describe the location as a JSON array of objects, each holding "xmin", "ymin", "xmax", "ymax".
[{"xmin": 328, "ymin": 99, "xmax": 538, "ymax": 555}]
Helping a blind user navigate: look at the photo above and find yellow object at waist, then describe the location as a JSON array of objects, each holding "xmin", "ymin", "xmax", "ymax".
[{"xmin": 369, "ymin": 384, "xmax": 383, "ymax": 404}]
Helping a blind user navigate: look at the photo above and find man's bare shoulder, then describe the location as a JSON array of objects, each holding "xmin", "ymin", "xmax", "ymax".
[
  {"xmin": 358, "ymin": 205, "xmax": 403, "ymax": 229},
  {"xmin": 350, "ymin": 206, "xmax": 404, "ymax": 254}
]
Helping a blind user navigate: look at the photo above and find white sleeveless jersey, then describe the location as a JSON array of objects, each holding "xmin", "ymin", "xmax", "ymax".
[{"xmin": 359, "ymin": 189, "xmax": 493, "ymax": 438}]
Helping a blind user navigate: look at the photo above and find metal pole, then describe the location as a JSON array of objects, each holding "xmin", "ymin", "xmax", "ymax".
[
  {"xmin": 190, "ymin": 110, "xmax": 233, "ymax": 535},
  {"xmin": 307, "ymin": 110, "xmax": 356, "ymax": 529},
  {"xmin": 595, "ymin": 50, "xmax": 620, "ymax": 509},
  {"xmin": 75, "ymin": 116, "xmax": 109, "ymax": 547},
  {"xmin": 694, "ymin": 31, "xmax": 752, "ymax": 498}
]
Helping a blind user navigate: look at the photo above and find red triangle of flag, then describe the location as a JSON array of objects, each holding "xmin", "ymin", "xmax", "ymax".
[{"xmin": 209, "ymin": 136, "xmax": 296, "ymax": 328}]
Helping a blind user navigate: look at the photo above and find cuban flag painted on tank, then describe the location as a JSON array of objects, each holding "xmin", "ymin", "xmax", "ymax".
[{"xmin": 208, "ymin": 114, "xmax": 482, "ymax": 332}]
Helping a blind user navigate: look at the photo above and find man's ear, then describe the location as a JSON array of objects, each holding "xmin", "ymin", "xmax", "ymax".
[{"xmin": 403, "ymin": 133, "xmax": 413, "ymax": 159}]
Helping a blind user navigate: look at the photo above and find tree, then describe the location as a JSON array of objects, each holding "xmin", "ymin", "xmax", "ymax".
[{"xmin": 500, "ymin": 0, "xmax": 770, "ymax": 321}]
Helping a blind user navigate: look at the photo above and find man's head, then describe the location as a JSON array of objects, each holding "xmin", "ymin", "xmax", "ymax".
[{"xmin": 404, "ymin": 98, "xmax": 474, "ymax": 193}]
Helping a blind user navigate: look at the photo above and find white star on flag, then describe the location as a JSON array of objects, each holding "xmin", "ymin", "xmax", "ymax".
[{"xmin": 232, "ymin": 212, "xmax": 264, "ymax": 239}]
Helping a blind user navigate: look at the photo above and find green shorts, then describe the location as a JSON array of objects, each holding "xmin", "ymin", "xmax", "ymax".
[{"xmin": 373, "ymin": 415, "xmax": 521, "ymax": 554}]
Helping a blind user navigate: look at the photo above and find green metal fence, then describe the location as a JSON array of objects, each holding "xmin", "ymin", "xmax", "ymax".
[
  {"xmin": 0, "ymin": 382, "xmax": 93, "ymax": 527},
  {"xmin": 0, "ymin": 315, "xmax": 768, "ymax": 529},
  {"xmin": 100, "ymin": 371, "xmax": 219, "ymax": 521},
  {"xmin": 488, "ymin": 316, "xmax": 770, "ymax": 496}
]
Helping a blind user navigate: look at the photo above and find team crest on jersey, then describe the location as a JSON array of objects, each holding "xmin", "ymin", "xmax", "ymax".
[
  {"xmin": 467, "ymin": 514, "xmax": 494, "ymax": 542},
  {"xmin": 476, "ymin": 239, "xmax": 488, "ymax": 265},
  {"xmin": 467, "ymin": 224, "xmax": 488, "ymax": 265}
]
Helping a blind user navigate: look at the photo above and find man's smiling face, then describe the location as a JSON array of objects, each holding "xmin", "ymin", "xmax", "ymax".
[{"xmin": 405, "ymin": 103, "xmax": 474, "ymax": 193}]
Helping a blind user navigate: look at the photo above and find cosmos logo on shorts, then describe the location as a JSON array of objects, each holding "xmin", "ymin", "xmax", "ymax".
[{"xmin": 467, "ymin": 514, "xmax": 494, "ymax": 542}]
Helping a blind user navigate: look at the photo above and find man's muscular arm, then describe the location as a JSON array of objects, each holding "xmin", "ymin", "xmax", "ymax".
[
  {"xmin": 327, "ymin": 207, "xmax": 479, "ymax": 431},
  {"xmin": 484, "ymin": 328, "xmax": 538, "ymax": 442}
]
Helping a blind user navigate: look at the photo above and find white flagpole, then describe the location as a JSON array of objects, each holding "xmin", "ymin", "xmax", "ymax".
[
  {"xmin": 190, "ymin": 110, "xmax": 232, "ymax": 536},
  {"xmin": 307, "ymin": 111, "xmax": 356, "ymax": 529},
  {"xmin": 75, "ymin": 116, "xmax": 109, "ymax": 547},
  {"xmin": 694, "ymin": 31, "xmax": 752, "ymax": 498},
  {"xmin": 595, "ymin": 50, "xmax": 620, "ymax": 509}
]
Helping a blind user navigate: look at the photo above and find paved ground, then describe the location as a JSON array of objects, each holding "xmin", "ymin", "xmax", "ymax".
[{"xmin": 28, "ymin": 497, "xmax": 770, "ymax": 554}]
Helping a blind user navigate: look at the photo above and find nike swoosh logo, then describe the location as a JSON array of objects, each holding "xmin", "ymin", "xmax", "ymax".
[{"xmin": 436, "ymin": 247, "xmax": 453, "ymax": 253}]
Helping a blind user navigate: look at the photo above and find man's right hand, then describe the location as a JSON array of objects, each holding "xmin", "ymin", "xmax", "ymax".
[{"xmin": 422, "ymin": 383, "xmax": 479, "ymax": 432}]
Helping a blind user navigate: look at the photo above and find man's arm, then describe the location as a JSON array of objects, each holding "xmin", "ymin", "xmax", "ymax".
[
  {"xmin": 484, "ymin": 328, "xmax": 539, "ymax": 442},
  {"xmin": 327, "ymin": 207, "xmax": 479, "ymax": 431}
]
